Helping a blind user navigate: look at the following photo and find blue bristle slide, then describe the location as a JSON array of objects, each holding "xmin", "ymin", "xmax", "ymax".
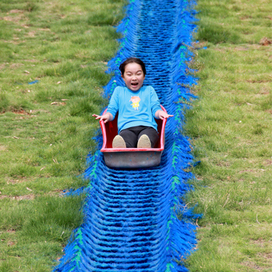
[{"xmin": 53, "ymin": 0, "xmax": 202, "ymax": 271}]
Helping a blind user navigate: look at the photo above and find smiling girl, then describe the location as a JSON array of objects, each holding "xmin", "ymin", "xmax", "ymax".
[{"xmin": 93, "ymin": 57, "xmax": 173, "ymax": 148}]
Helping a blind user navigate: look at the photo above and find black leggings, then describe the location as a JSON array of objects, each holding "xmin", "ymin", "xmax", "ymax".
[{"xmin": 119, "ymin": 126, "xmax": 159, "ymax": 148}]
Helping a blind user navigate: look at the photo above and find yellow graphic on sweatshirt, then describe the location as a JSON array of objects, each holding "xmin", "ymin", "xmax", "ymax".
[{"xmin": 130, "ymin": 96, "xmax": 141, "ymax": 110}]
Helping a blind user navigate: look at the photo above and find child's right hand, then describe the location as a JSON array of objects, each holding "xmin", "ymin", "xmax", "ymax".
[{"xmin": 92, "ymin": 112, "xmax": 113, "ymax": 123}]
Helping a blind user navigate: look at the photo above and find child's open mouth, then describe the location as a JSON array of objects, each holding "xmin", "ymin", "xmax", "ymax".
[{"xmin": 131, "ymin": 82, "xmax": 138, "ymax": 86}]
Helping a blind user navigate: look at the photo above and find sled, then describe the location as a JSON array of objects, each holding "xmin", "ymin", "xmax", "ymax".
[{"xmin": 99, "ymin": 105, "xmax": 167, "ymax": 168}]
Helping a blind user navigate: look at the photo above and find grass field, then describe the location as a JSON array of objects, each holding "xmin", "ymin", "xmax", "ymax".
[
  {"xmin": 0, "ymin": 0, "xmax": 125, "ymax": 271},
  {"xmin": 185, "ymin": 0, "xmax": 272, "ymax": 271},
  {"xmin": 0, "ymin": 0, "xmax": 271, "ymax": 271}
]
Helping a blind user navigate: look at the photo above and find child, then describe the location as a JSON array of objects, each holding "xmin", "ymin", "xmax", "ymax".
[{"xmin": 93, "ymin": 57, "xmax": 173, "ymax": 148}]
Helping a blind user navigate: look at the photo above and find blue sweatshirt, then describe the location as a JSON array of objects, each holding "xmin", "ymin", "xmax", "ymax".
[{"xmin": 107, "ymin": 86, "xmax": 161, "ymax": 133}]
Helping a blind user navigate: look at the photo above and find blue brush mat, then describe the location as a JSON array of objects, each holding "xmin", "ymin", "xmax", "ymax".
[{"xmin": 53, "ymin": 0, "xmax": 200, "ymax": 271}]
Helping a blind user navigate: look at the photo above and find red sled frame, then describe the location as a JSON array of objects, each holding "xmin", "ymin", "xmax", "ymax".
[{"xmin": 99, "ymin": 105, "xmax": 168, "ymax": 168}]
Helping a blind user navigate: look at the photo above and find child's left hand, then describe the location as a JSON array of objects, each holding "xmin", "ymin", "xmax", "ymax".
[{"xmin": 155, "ymin": 110, "xmax": 174, "ymax": 120}]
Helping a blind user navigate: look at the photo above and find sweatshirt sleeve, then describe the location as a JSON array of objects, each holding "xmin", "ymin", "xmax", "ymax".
[
  {"xmin": 106, "ymin": 87, "xmax": 119, "ymax": 119},
  {"xmin": 150, "ymin": 87, "xmax": 161, "ymax": 117}
]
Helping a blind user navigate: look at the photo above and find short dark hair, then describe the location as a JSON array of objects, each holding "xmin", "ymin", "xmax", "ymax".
[{"xmin": 119, "ymin": 57, "xmax": 146, "ymax": 76}]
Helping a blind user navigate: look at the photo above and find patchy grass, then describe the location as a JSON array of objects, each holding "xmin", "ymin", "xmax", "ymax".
[
  {"xmin": 185, "ymin": 0, "xmax": 272, "ymax": 271},
  {"xmin": 0, "ymin": 0, "xmax": 125, "ymax": 271},
  {"xmin": 1, "ymin": 0, "xmax": 271, "ymax": 271}
]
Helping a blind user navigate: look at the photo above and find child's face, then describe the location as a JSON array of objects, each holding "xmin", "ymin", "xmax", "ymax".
[{"xmin": 121, "ymin": 62, "xmax": 145, "ymax": 91}]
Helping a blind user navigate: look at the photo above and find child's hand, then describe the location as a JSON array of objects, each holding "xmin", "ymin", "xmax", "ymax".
[
  {"xmin": 155, "ymin": 110, "xmax": 173, "ymax": 120},
  {"xmin": 92, "ymin": 112, "xmax": 113, "ymax": 123}
]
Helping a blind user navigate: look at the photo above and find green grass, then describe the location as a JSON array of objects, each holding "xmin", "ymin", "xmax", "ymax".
[
  {"xmin": 184, "ymin": 0, "xmax": 272, "ymax": 271},
  {"xmin": 1, "ymin": 0, "xmax": 271, "ymax": 271},
  {"xmin": 0, "ymin": 0, "xmax": 125, "ymax": 271}
]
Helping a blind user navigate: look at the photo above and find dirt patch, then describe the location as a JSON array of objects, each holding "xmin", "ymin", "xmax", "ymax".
[
  {"xmin": 260, "ymin": 89, "xmax": 270, "ymax": 95},
  {"xmin": 0, "ymin": 194, "xmax": 35, "ymax": 200},
  {"xmin": 246, "ymin": 79, "xmax": 272, "ymax": 83},
  {"xmin": 3, "ymin": 15, "xmax": 23, "ymax": 23},
  {"xmin": 250, "ymin": 238, "xmax": 266, "ymax": 247},
  {"xmin": 5, "ymin": 39, "xmax": 26, "ymax": 45},
  {"xmin": 264, "ymin": 159, "xmax": 272, "ymax": 166},
  {"xmin": 240, "ymin": 16, "xmax": 252, "ymax": 20},
  {"xmin": 38, "ymin": 28, "xmax": 51, "ymax": 32},
  {"xmin": 12, "ymin": 109, "xmax": 30, "ymax": 115},
  {"xmin": 24, "ymin": 59, "xmax": 38, "ymax": 63},
  {"xmin": 240, "ymin": 260, "xmax": 263, "ymax": 271},
  {"xmin": 6, "ymin": 177, "xmax": 29, "ymax": 184},
  {"xmin": 29, "ymin": 109, "xmax": 50, "ymax": 114},
  {"xmin": 239, "ymin": 169, "xmax": 258, "ymax": 173},
  {"xmin": 258, "ymin": 252, "xmax": 272, "ymax": 261},
  {"xmin": 259, "ymin": 37, "xmax": 272, "ymax": 46},
  {"xmin": 9, "ymin": 10, "xmax": 24, "ymax": 14},
  {"xmin": 26, "ymin": 31, "xmax": 36, "ymax": 37},
  {"xmin": 234, "ymin": 46, "xmax": 249, "ymax": 51},
  {"xmin": 7, "ymin": 241, "xmax": 16, "ymax": 247},
  {"xmin": 51, "ymin": 102, "xmax": 66, "ymax": 106},
  {"xmin": 214, "ymin": 48, "xmax": 225, "ymax": 52},
  {"xmin": 10, "ymin": 63, "xmax": 24, "ymax": 69},
  {"xmin": 14, "ymin": 194, "xmax": 35, "ymax": 200},
  {"xmin": 0, "ymin": 145, "xmax": 7, "ymax": 151},
  {"xmin": 53, "ymin": 189, "xmax": 65, "ymax": 193}
]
